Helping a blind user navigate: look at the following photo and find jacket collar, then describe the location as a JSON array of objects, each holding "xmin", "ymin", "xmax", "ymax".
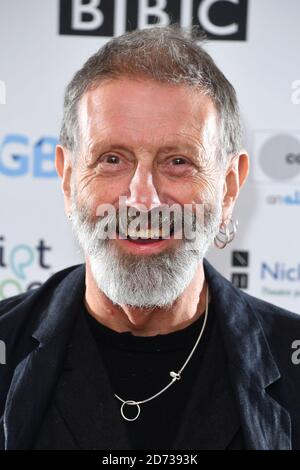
[{"xmin": 3, "ymin": 260, "xmax": 291, "ymax": 449}]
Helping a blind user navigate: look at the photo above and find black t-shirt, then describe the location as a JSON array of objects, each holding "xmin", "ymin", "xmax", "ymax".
[{"xmin": 85, "ymin": 300, "xmax": 234, "ymax": 450}]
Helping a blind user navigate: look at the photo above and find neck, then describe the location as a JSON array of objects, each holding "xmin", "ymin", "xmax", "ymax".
[{"xmin": 84, "ymin": 258, "xmax": 207, "ymax": 337}]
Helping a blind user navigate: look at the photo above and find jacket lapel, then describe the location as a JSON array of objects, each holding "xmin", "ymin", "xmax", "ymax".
[{"xmin": 203, "ymin": 259, "xmax": 291, "ymax": 450}]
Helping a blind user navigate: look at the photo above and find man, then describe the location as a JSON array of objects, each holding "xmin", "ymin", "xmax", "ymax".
[{"xmin": 0, "ymin": 25, "xmax": 299, "ymax": 450}]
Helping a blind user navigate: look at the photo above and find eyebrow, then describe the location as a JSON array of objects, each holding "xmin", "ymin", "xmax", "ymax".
[{"xmin": 88, "ymin": 140, "xmax": 204, "ymax": 157}]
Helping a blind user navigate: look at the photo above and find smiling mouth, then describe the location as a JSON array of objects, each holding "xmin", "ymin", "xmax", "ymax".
[{"xmin": 117, "ymin": 226, "xmax": 175, "ymax": 242}]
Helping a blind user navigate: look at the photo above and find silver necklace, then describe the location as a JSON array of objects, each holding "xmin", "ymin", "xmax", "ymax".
[{"xmin": 114, "ymin": 285, "xmax": 209, "ymax": 422}]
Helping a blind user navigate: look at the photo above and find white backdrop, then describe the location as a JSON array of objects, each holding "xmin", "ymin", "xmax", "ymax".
[{"xmin": 0, "ymin": 0, "xmax": 299, "ymax": 312}]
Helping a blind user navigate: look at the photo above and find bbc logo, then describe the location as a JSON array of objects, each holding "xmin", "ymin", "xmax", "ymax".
[{"xmin": 59, "ymin": 0, "xmax": 248, "ymax": 40}]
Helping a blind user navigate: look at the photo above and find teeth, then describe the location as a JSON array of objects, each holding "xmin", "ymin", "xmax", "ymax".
[
  {"xmin": 127, "ymin": 227, "xmax": 172, "ymax": 239},
  {"xmin": 160, "ymin": 225, "xmax": 172, "ymax": 238},
  {"xmin": 127, "ymin": 228, "xmax": 153, "ymax": 238}
]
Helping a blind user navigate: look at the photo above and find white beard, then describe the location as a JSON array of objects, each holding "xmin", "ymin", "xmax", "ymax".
[{"xmin": 71, "ymin": 194, "xmax": 222, "ymax": 308}]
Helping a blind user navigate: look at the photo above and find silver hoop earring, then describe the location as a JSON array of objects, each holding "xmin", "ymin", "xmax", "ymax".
[
  {"xmin": 214, "ymin": 218, "xmax": 238, "ymax": 249},
  {"xmin": 67, "ymin": 213, "xmax": 72, "ymax": 221}
]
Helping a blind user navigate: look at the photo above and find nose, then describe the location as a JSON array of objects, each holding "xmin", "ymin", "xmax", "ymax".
[{"xmin": 126, "ymin": 163, "xmax": 161, "ymax": 210}]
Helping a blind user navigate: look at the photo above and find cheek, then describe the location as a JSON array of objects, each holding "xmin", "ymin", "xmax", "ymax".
[
  {"xmin": 179, "ymin": 175, "xmax": 221, "ymax": 206},
  {"xmin": 76, "ymin": 170, "xmax": 130, "ymax": 207},
  {"xmin": 199, "ymin": 165, "xmax": 224, "ymax": 202}
]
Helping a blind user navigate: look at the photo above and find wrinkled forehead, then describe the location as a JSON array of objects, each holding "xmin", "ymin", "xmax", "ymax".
[{"xmin": 77, "ymin": 78, "xmax": 219, "ymax": 152}]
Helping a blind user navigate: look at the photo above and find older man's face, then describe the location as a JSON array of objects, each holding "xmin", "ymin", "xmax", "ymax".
[
  {"xmin": 75, "ymin": 78, "xmax": 222, "ymax": 250},
  {"xmin": 62, "ymin": 78, "xmax": 226, "ymax": 307}
]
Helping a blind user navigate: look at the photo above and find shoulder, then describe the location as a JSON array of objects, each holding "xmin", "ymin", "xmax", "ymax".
[
  {"xmin": 0, "ymin": 291, "xmax": 33, "ymax": 317},
  {"xmin": 224, "ymin": 274, "xmax": 300, "ymax": 347},
  {"xmin": 0, "ymin": 264, "xmax": 85, "ymax": 325},
  {"xmin": 204, "ymin": 258, "xmax": 300, "ymax": 365},
  {"xmin": 205, "ymin": 258, "xmax": 299, "ymax": 325},
  {"xmin": 237, "ymin": 289, "xmax": 300, "ymax": 376},
  {"xmin": 239, "ymin": 288, "xmax": 300, "ymax": 329}
]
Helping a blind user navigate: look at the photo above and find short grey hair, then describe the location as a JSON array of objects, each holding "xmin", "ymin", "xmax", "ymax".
[{"xmin": 60, "ymin": 24, "xmax": 243, "ymax": 166}]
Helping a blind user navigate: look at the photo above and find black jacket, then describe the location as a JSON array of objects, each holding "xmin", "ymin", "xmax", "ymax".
[{"xmin": 0, "ymin": 260, "xmax": 299, "ymax": 450}]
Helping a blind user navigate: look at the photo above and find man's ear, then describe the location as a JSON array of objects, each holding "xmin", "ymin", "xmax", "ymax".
[
  {"xmin": 55, "ymin": 145, "xmax": 73, "ymax": 215},
  {"xmin": 222, "ymin": 151, "xmax": 249, "ymax": 222}
]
